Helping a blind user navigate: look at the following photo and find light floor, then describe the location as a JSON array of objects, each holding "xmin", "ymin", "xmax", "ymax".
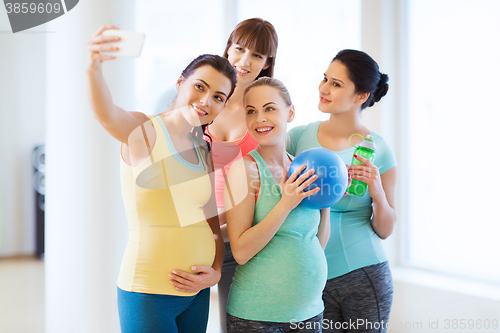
[{"xmin": 0, "ymin": 257, "xmax": 221, "ymax": 333}]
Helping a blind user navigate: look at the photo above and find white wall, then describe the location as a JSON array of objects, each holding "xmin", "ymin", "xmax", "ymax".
[
  {"xmin": 44, "ymin": 0, "xmax": 133, "ymax": 331},
  {"xmin": 390, "ymin": 269, "xmax": 500, "ymax": 332},
  {"xmin": 0, "ymin": 8, "xmax": 46, "ymax": 256}
]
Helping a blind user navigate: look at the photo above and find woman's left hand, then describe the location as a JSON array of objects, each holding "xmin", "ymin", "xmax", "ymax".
[
  {"xmin": 349, "ymin": 154, "xmax": 384, "ymax": 199},
  {"xmin": 168, "ymin": 266, "xmax": 221, "ymax": 293},
  {"xmin": 344, "ymin": 164, "xmax": 353, "ymax": 196}
]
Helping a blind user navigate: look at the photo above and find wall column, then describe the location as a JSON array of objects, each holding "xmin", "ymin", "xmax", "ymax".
[{"xmin": 45, "ymin": 1, "xmax": 135, "ymax": 331}]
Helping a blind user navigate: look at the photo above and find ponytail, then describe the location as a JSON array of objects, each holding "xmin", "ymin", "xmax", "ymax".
[{"xmin": 192, "ymin": 124, "xmax": 212, "ymax": 164}]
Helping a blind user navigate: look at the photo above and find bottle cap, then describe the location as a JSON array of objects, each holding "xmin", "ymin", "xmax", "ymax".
[
  {"xmin": 349, "ymin": 133, "xmax": 376, "ymax": 152},
  {"xmin": 358, "ymin": 135, "xmax": 376, "ymax": 151}
]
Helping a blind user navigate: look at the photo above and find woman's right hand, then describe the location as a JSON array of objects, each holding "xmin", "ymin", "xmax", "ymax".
[
  {"xmin": 85, "ymin": 24, "xmax": 149, "ymax": 144},
  {"xmin": 278, "ymin": 165, "xmax": 320, "ymax": 211},
  {"xmin": 86, "ymin": 25, "xmax": 121, "ymax": 73}
]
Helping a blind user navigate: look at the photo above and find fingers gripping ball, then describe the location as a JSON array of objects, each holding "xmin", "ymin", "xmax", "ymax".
[{"xmin": 288, "ymin": 148, "xmax": 348, "ymax": 209}]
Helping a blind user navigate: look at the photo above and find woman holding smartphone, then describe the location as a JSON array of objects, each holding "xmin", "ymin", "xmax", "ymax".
[{"xmin": 86, "ymin": 25, "xmax": 237, "ymax": 333}]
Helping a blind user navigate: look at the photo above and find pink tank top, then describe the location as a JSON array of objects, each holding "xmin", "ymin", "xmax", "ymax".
[{"xmin": 206, "ymin": 128, "xmax": 258, "ymax": 208}]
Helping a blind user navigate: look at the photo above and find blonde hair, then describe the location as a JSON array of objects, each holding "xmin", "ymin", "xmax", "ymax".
[{"xmin": 244, "ymin": 77, "xmax": 292, "ymax": 106}]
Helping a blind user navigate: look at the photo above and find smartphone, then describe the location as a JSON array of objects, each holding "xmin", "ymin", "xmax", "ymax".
[{"xmin": 101, "ymin": 30, "xmax": 145, "ymax": 58}]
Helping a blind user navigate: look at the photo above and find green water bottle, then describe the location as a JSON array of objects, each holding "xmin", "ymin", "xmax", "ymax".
[{"xmin": 346, "ymin": 133, "xmax": 376, "ymax": 196}]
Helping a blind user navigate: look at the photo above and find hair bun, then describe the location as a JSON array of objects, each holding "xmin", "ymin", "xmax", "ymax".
[
  {"xmin": 333, "ymin": 49, "xmax": 388, "ymax": 109},
  {"xmin": 373, "ymin": 73, "xmax": 389, "ymax": 103}
]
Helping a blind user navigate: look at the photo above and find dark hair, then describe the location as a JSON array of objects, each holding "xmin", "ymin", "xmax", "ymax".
[
  {"xmin": 180, "ymin": 54, "xmax": 237, "ymax": 156},
  {"xmin": 332, "ymin": 49, "xmax": 389, "ymax": 109},
  {"xmin": 244, "ymin": 76, "xmax": 292, "ymax": 106},
  {"xmin": 181, "ymin": 54, "xmax": 237, "ymax": 99},
  {"xmin": 223, "ymin": 18, "xmax": 278, "ymax": 79}
]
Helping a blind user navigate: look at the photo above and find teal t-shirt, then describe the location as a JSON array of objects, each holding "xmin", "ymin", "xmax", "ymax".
[
  {"xmin": 226, "ymin": 150, "xmax": 327, "ymax": 322},
  {"xmin": 287, "ymin": 121, "xmax": 397, "ymax": 279}
]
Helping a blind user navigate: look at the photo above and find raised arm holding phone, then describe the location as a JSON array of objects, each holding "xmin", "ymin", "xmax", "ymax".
[{"xmin": 86, "ymin": 25, "xmax": 237, "ymax": 333}]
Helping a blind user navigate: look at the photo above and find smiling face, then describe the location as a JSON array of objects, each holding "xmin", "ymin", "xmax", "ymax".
[
  {"xmin": 227, "ymin": 43, "xmax": 269, "ymax": 86},
  {"xmin": 244, "ymin": 85, "xmax": 294, "ymax": 146},
  {"xmin": 318, "ymin": 60, "xmax": 369, "ymax": 115},
  {"xmin": 175, "ymin": 65, "xmax": 233, "ymax": 126}
]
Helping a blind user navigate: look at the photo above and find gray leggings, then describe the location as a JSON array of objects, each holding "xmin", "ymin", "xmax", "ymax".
[
  {"xmin": 227, "ymin": 312, "xmax": 324, "ymax": 333},
  {"xmin": 322, "ymin": 261, "xmax": 393, "ymax": 333},
  {"xmin": 218, "ymin": 242, "xmax": 238, "ymax": 333}
]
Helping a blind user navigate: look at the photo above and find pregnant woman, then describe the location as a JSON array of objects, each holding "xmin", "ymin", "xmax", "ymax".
[
  {"xmin": 287, "ymin": 49, "xmax": 397, "ymax": 333},
  {"xmin": 224, "ymin": 77, "xmax": 330, "ymax": 333},
  {"xmin": 205, "ymin": 18, "xmax": 278, "ymax": 333},
  {"xmin": 86, "ymin": 25, "xmax": 237, "ymax": 333}
]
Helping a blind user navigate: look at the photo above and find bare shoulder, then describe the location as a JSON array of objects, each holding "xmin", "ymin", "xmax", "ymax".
[
  {"xmin": 227, "ymin": 156, "xmax": 252, "ymax": 181},
  {"xmin": 121, "ymin": 113, "xmax": 157, "ymax": 166},
  {"xmin": 230, "ymin": 156, "xmax": 259, "ymax": 182},
  {"xmin": 225, "ymin": 155, "xmax": 259, "ymax": 204},
  {"xmin": 127, "ymin": 112, "xmax": 156, "ymax": 143},
  {"xmin": 130, "ymin": 111, "xmax": 150, "ymax": 123}
]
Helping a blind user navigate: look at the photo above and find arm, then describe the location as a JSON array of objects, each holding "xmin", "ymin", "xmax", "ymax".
[
  {"xmin": 205, "ymin": 153, "xmax": 224, "ymax": 275},
  {"xmin": 217, "ymin": 210, "xmax": 229, "ymax": 242},
  {"xmin": 225, "ymin": 158, "xmax": 319, "ymax": 265},
  {"xmin": 317, "ymin": 208, "xmax": 331, "ymax": 249},
  {"xmin": 349, "ymin": 155, "xmax": 397, "ymax": 239},
  {"xmin": 86, "ymin": 25, "xmax": 149, "ymax": 144},
  {"xmin": 168, "ymin": 154, "xmax": 224, "ymax": 292},
  {"xmin": 371, "ymin": 167, "xmax": 397, "ymax": 239},
  {"xmin": 207, "ymin": 217, "xmax": 224, "ymax": 275}
]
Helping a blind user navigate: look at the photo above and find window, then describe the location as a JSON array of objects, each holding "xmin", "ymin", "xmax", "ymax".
[
  {"xmin": 406, "ymin": 0, "xmax": 500, "ymax": 283},
  {"xmin": 135, "ymin": 0, "xmax": 361, "ymax": 127},
  {"xmin": 135, "ymin": 0, "xmax": 225, "ymax": 113},
  {"xmin": 236, "ymin": 0, "xmax": 361, "ymax": 128}
]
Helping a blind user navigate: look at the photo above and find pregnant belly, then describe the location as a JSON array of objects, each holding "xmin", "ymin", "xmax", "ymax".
[
  {"xmin": 229, "ymin": 240, "xmax": 327, "ymax": 321},
  {"xmin": 236, "ymin": 240, "xmax": 327, "ymax": 296},
  {"xmin": 118, "ymin": 222, "xmax": 215, "ymax": 295}
]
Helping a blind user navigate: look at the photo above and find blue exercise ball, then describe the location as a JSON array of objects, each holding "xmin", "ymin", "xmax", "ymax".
[{"xmin": 288, "ymin": 148, "xmax": 348, "ymax": 210}]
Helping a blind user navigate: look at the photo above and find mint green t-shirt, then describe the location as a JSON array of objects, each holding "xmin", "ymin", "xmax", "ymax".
[
  {"xmin": 226, "ymin": 150, "xmax": 327, "ymax": 322},
  {"xmin": 287, "ymin": 121, "xmax": 397, "ymax": 279}
]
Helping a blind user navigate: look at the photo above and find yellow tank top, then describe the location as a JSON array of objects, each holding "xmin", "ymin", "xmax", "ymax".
[{"xmin": 117, "ymin": 115, "xmax": 215, "ymax": 296}]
